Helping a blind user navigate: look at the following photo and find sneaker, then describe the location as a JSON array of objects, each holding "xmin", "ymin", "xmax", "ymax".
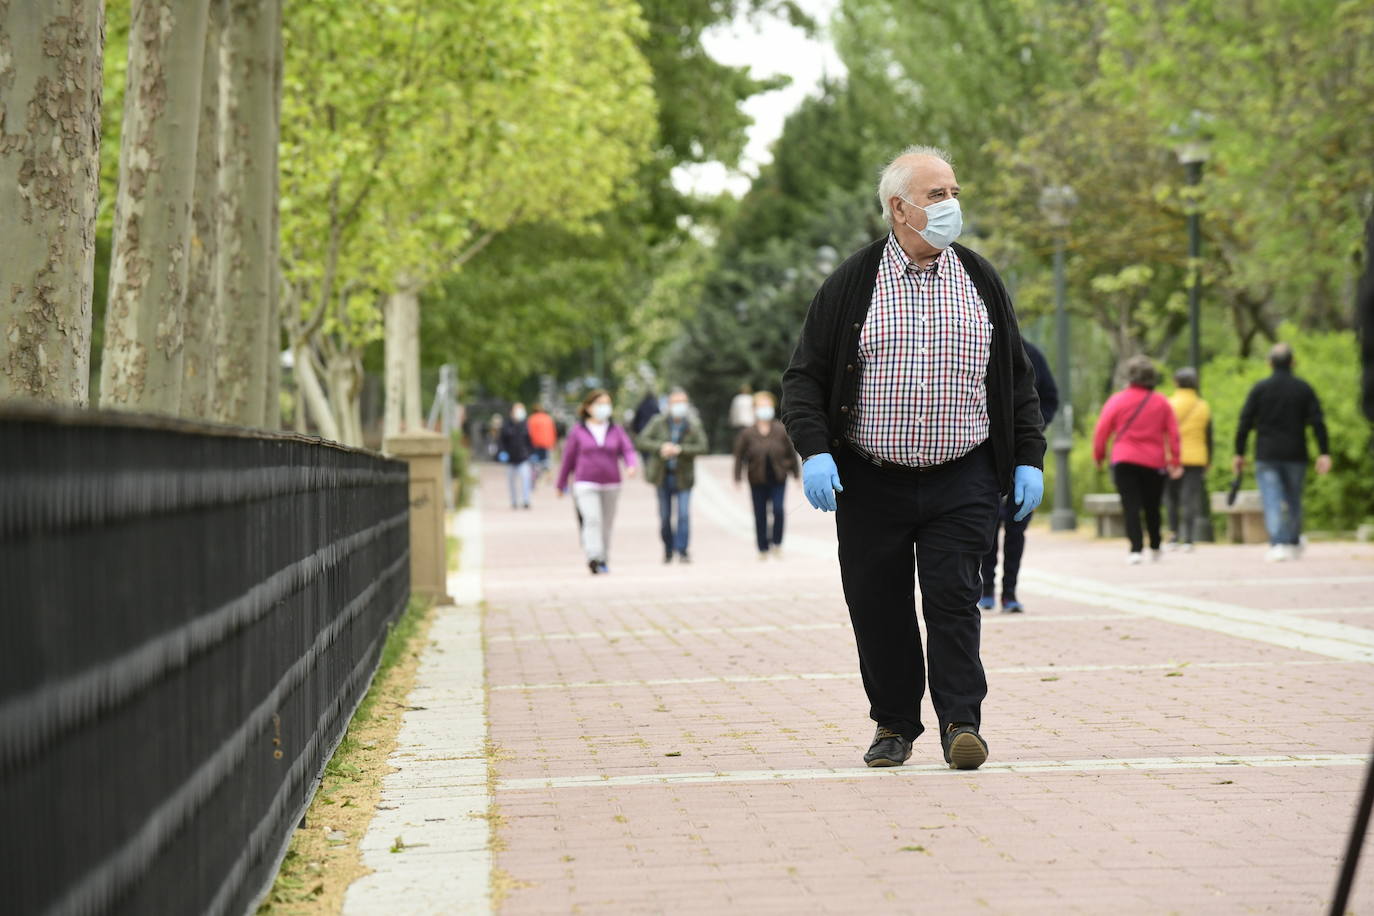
[
  {"xmin": 1265, "ymin": 545, "xmax": 1288, "ymax": 563},
  {"xmin": 977, "ymin": 595, "xmax": 996, "ymax": 611},
  {"xmin": 1000, "ymin": 597, "xmax": 1024, "ymax": 614},
  {"xmin": 771, "ymin": 546, "xmax": 784, "ymax": 560},
  {"xmin": 663, "ymin": 551, "xmax": 674, "ymax": 564},
  {"xmin": 758, "ymin": 551, "xmax": 769, "ymax": 561},
  {"xmin": 588, "ymin": 559, "xmax": 601, "ymax": 575},
  {"xmin": 1127, "ymin": 552, "xmax": 1143, "ymax": 565},
  {"xmin": 1181, "ymin": 542, "xmax": 1195, "ymax": 553},
  {"xmin": 597, "ymin": 561, "xmax": 610, "ymax": 574},
  {"xmin": 863, "ymin": 725, "xmax": 913, "ymax": 768},
  {"xmin": 942, "ymin": 723, "xmax": 989, "ymax": 770},
  {"xmin": 678, "ymin": 552, "xmax": 692, "ymax": 564},
  {"xmin": 1291, "ymin": 538, "xmax": 1306, "ymax": 560},
  {"xmin": 1150, "ymin": 549, "xmax": 1163, "ymax": 563}
]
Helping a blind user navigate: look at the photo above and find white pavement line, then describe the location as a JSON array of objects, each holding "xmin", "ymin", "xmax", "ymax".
[
  {"xmin": 1146, "ymin": 575, "xmax": 1374, "ymax": 589},
  {"xmin": 487, "ymin": 613, "xmax": 1130, "ymax": 645},
  {"xmin": 1020, "ymin": 569, "xmax": 1374, "ymax": 663},
  {"xmin": 696, "ymin": 467, "xmax": 1374, "ymax": 662},
  {"xmin": 344, "ymin": 499, "xmax": 491, "ymax": 916},
  {"xmin": 498, "ymin": 753, "xmax": 1371, "ymax": 791},
  {"xmin": 1292, "ymin": 606, "xmax": 1374, "ymax": 616},
  {"xmin": 490, "ymin": 658, "xmax": 1338, "ymax": 692}
]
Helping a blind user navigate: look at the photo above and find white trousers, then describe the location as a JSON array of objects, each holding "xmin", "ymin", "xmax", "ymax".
[{"xmin": 573, "ymin": 486, "xmax": 620, "ymax": 563}]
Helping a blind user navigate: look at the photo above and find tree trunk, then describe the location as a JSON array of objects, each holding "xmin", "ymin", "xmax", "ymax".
[
  {"xmin": 325, "ymin": 353, "xmax": 362, "ymax": 447},
  {"xmin": 403, "ymin": 289, "xmax": 423, "ymax": 430},
  {"xmin": 293, "ymin": 340, "xmax": 339, "ymax": 441},
  {"xmin": 211, "ymin": 0, "xmax": 277, "ymax": 426},
  {"xmin": 0, "ymin": 1, "xmax": 104, "ymax": 406},
  {"xmin": 100, "ymin": 0, "xmax": 211, "ymax": 414},
  {"xmin": 180, "ymin": 0, "xmax": 223, "ymax": 419},
  {"xmin": 262, "ymin": 0, "xmax": 283, "ymax": 428},
  {"xmin": 383, "ymin": 290, "xmax": 406, "ymax": 439}
]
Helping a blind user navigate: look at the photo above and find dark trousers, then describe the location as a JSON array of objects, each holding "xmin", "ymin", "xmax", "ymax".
[
  {"xmin": 1165, "ymin": 466, "xmax": 1206, "ymax": 543},
  {"xmin": 834, "ymin": 444, "xmax": 1001, "ymax": 741},
  {"xmin": 1113, "ymin": 462, "xmax": 1166, "ymax": 552},
  {"xmin": 980, "ymin": 496, "xmax": 1029, "ymax": 599},
  {"xmin": 657, "ymin": 473, "xmax": 691, "ymax": 555},
  {"xmin": 750, "ymin": 481, "xmax": 786, "ymax": 552}
]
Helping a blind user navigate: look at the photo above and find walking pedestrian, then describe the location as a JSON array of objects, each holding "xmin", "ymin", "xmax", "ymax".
[
  {"xmin": 498, "ymin": 403, "xmax": 534, "ymax": 510},
  {"xmin": 526, "ymin": 403, "xmax": 557, "ymax": 486},
  {"xmin": 728, "ymin": 384, "xmax": 755, "ymax": 431},
  {"xmin": 1233, "ymin": 343, "xmax": 1332, "ymax": 561},
  {"xmin": 1092, "ymin": 356, "xmax": 1183, "ymax": 563},
  {"xmin": 1165, "ymin": 368, "xmax": 1212, "ymax": 550},
  {"xmin": 636, "ymin": 387, "xmax": 708, "ymax": 563},
  {"xmin": 781, "ymin": 146, "xmax": 1046, "ymax": 771},
  {"xmin": 556, "ymin": 390, "xmax": 638, "ymax": 574},
  {"xmin": 979, "ymin": 340, "xmax": 1057, "ymax": 613},
  {"xmin": 631, "ymin": 389, "xmax": 661, "ymax": 467},
  {"xmin": 732, "ymin": 391, "xmax": 799, "ymax": 560}
]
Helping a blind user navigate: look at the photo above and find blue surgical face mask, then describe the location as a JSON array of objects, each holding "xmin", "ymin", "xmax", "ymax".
[
  {"xmin": 754, "ymin": 405, "xmax": 775, "ymax": 422},
  {"xmin": 590, "ymin": 403, "xmax": 612, "ymax": 421},
  {"xmin": 900, "ymin": 196, "xmax": 962, "ymax": 249},
  {"xmin": 669, "ymin": 402, "xmax": 689, "ymax": 419}
]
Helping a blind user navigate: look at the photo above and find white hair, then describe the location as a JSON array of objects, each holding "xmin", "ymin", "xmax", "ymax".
[{"xmin": 876, "ymin": 145, "xmax": 954, "ymax": 224}]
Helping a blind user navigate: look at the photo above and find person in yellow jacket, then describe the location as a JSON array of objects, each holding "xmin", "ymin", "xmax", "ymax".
[{"xmin": 1165, "ymin": 367, "xmax": 1212, "ymax": 549}]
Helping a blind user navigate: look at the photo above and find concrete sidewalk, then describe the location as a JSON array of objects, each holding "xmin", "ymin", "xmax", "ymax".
[{"xmin": 370, "ymin": 455, "xmax": 1374, "ymax": 913}]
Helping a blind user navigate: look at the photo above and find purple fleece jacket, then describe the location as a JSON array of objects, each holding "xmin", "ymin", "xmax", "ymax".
[{"xmin": 556, "ymin": 423, "xmax": 638, "ymax": 491}]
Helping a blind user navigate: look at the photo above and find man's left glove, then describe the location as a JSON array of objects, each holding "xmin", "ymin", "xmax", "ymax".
[
  {"xmin": 1012, "ymin": 465, "xmax": 1043, "ymax": 522},
  {"xmin": 497, "ymin": 450, "xmax": 509, "ymax": 463}
]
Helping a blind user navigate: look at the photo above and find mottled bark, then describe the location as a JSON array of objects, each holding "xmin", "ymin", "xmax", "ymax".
[
  {"xmin": 179, "ymin": 0, "xmax": 223, "ymax": 418},
  {"xmin": 211, "ymin": 0, "xmax": 277, "ymax": 427},
  {"xmin": 0, "ymin": 1, "xmax": 104, "ymax": 406},
  {"xmin": 262, "ymin": 0, "xmax": 283, "ymax": 428},
  {"xmin": 100, "ymin": 0, "xmax": 210, "ymax": 414}
]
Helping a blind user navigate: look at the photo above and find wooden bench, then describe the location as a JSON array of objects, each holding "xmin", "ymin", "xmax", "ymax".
[
  {"xmin": 1210, "ymin": 489, "xmax": 1269, "ymax": 544},
  {"xmin": 1083, "ymin": 492, "xmax": 1126, "ymax": 538}
]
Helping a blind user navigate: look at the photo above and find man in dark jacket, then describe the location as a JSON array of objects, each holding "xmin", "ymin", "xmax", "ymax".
[
  {"xmin": 1233, "ymin": 343, "xmax": 1332, "ymax": 561},
  {"xmin": 979, "ymin": 341, "xmax": 1057, "ymax": 613},
  {"xmin": 782, "ymin": 146, "xmax": 1045, "ymax": 771}
]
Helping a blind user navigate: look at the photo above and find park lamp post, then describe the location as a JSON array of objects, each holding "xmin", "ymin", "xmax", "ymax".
[
  {"xmin": 1039, "ymin": 184, "xmax": 1078, "ymax": 531},
  {"xmin": 1172, "ymin": 114, "xmax": 1212, "ymax": 379}
]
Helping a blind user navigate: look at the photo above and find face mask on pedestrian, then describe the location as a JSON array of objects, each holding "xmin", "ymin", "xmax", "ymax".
[
  {"xmin": 899, "ymin": 196, "xmax": 962, "ymax": 249},
  {"xmin": 754, "ymin": 405, "xmax": 775, "ymax": 421},
  {"xmin": 512, "ymin": 408, "xmax": 526, "ymax": 422},
  {"xmin": 669, "ymin": 402, "xmax": 689, "ymax": 419},
  {"xmin": 590, "ymin": 403, "xmax": 612, "ymax": 421}
]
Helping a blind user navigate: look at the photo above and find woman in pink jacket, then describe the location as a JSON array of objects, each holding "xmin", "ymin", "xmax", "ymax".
[
  {"xmin": 557, "ymin": 389, "xmax": 638, "ymax": 574},
  {"xmin": 1092, "ymin": 356, "xmax": 1183, "ymax": 564}
]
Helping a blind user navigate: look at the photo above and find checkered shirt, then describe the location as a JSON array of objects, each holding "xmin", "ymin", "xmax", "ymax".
[{"xmin": 847, "ymin": 235, "xmax": 992, "ymax": 467}]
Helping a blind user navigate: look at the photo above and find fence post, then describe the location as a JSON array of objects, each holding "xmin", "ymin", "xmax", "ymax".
[{"xmin": 385, "ymin": 429, "xmax": 454, "ymax": 604}]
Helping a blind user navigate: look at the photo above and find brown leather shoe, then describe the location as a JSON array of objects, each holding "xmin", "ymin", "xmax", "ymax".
[{"xmin": 942, "ymin": 723, "xmax": 988, "ymax": 770}]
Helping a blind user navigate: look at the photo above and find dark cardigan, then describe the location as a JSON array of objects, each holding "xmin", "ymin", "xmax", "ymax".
[{"xmin": 780, "ymin": 236, "xmax": 1046, "ymax": 492}]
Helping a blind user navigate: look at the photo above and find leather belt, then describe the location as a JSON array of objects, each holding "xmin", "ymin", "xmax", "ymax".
[{"xmin": 846, "ymin": 440, "xmax": 987, "ymax": 476}]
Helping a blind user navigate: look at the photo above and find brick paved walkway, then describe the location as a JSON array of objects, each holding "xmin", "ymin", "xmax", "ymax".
[{"xmin": 479, "ymin": 457, "xmax": 1371, "ymax": 913}]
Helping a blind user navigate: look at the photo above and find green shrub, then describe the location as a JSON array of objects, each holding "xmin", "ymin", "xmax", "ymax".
[{"xmin": 449, "ymin": 434, "xmax": 474, "ymax": 509}]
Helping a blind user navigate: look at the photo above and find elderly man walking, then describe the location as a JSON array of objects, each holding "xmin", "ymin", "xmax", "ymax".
[{"xmin": 782, "ymin": 146, "xmax": 1046, "ymax": 770}]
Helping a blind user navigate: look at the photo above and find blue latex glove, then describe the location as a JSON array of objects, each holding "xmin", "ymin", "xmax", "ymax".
[
  {"xmin": 497, "ymin": 450, "xmax": 509, "ymax": 463},
  {"xmin": 802, "ymin": 453, "xmax": 844, "ymax": 512},
  {"xmin": 1012, "ymin": 465, "xmax": 1043, "ymax": 521}
]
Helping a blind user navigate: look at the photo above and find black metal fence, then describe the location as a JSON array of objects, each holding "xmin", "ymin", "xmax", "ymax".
[{"xmin": 0, "ymin": 407, "xmax": 410, "ymax": 916}]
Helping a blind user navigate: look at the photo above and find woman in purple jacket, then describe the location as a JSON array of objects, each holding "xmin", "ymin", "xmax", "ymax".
[{"xmin": 556, "ymin": 389, "xmax": 638, "ymax": 574}]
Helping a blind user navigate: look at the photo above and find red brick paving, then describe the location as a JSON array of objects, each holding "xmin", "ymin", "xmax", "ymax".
[{"xmin": 483, "ymin": 457, "xmax": 1374, "ymax": 914}]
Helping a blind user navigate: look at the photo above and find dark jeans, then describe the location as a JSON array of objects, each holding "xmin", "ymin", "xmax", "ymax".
[
  {"xmin": 1113, "ymin": 462, "xmax": 1166, "ymax": 553},
  {"xmin": 750, "ymin": 481, "xmax": 786, "ymax": 552},
  {"xmin": 1165, "ymin": 466, "xmax": 1207, "ymax": 544},
  {"xmin": 1255, "ymin": 460, "xmax": 1306, "ymax": 545},
  {"xmin": 980, "ymin": 496, "xmax": 1029, "ymax": 599},
  {"xmin": 657, "ymin": 473, "xmax": 691, "ymax": 555},
  {"xmin": 834, "ymin": 443, "xmax": 1001, "ymax": 742}
]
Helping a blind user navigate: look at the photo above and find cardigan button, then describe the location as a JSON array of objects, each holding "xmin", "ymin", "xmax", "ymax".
[
  {"xmin": 846, "ymin": 363, "xmax": 855, "ymax": 373},
  {"xmin": 830, "ymin": 438, "xmax": 840, "ymax": 448},
  {"xmin": 851, "ymin": 322, "xmax": 860, "ymax": 331},
  {"xmin": 839, "ymin": 405, "xmax": 849, "ymax": 414}
]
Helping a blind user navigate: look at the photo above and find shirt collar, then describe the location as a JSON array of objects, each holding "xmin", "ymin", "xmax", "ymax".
[{"xmin": 884, "ymin": 233, "xmax": 948, "ymax": 278}]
